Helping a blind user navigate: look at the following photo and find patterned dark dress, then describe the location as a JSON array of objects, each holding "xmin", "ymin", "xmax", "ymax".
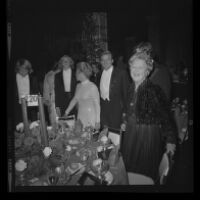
[{"xmin": 121, "ymin": 79, "xmax": 176, "ymax": 181}]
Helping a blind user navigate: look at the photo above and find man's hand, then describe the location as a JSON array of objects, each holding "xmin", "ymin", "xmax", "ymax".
[
  {"xmin": 120, "ymin": 123, "xmax": 126, "ymax": 132},
  {"xmin": 166, "ymin": 143, "xmax": 176, "ymax": 156}
]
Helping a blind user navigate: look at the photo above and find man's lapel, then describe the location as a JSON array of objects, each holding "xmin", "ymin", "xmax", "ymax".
[
  {"xmin": 98, "ymin": 70, "xmax": 103, "ymax": 89},
  {"xmin": 109, "ymin": 67, "xmax": 117, "ymax": 98},
  {"xmin": 55, "ymin": 71, "xmax": 64, "ymax": 92},
  {"xmin": 71, "ymin": 70, "xmax": 76, "ymax": 93}
]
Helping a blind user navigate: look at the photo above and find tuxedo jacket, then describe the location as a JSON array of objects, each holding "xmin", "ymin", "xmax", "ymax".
[
  {"xmin": 54, "ymin": 70, "xmax": 77, "ymax": 114},
  {"xmin": 14, "ymin": 72, "xmax": 40, "ymax": 125},
  {"xmin": 98, "ymin": 66, "xmax": 130, "ymax": 113},
  {"xmin": 14, "ymin": 72, "xmax": 40, "ymax": 102}
]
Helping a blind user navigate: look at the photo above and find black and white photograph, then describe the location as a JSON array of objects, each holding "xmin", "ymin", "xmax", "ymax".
[{"xmin": 7, "ymin": 0, "xmax": 193, "ymax": 193}]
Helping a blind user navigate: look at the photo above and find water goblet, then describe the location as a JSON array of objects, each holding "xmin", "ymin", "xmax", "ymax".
[{"xmin": 48, "ymin": 169, "xmax": 59, "ymax": 185}]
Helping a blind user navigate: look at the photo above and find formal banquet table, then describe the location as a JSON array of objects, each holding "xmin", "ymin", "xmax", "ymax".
[{"xmin": 14, "ymin": 120, "xmax": 128, "ymax": 187}]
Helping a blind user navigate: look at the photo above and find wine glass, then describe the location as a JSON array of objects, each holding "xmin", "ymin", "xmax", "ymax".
[
  {"xmin": 93, "ymin": 160, "xmax": 109, "ymax": 184},
  {"xmin": 48, "ymin": 169, "xmax": 59, "ymax": 185}
]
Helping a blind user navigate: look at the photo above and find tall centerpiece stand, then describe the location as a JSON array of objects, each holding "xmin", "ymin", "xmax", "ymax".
[{"xmin": 21, "ymin": 97, "xmax": 30, "ymax": 135}]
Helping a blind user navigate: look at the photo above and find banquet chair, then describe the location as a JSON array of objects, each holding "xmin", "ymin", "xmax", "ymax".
[
  {"xmin": 107, "ymin": 127, "xmax": 122, "ymax": 147},
  {"xmin": 127, "ymin": 172, "xmax": 154, "ymax": 185},
  {"xmin": 158, "ymin": 152, "xmax": 174, "ymax": 185},
  {"xmin": 127, "ymin": 152, "xmax": 174, "ymax": 185}
]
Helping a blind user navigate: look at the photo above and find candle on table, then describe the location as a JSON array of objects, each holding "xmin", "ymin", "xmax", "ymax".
[
  {"xmin": 21, "ymin": 97, "xmax": 30, "ymax": 135},
  {"xmin": 38, "ymin": 95, "xmax": 49, "ymax": 146}
]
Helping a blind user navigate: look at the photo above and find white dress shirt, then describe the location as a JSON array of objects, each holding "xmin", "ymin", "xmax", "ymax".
[
  {"xmin": 16, "ymin": 73, "xmax": 30, "ymax": 104},
  {"xmin": 63, "ymin": 68, "xmax": 72, "ymax": 92},
  {"xmin": 100, "ymin": 66, "xmax": 113, "ymax": 101}
]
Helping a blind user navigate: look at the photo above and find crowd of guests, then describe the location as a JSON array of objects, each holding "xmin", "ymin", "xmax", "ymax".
[{"xmin": 14, "ymin": 42, "xmax": 177, "ymax": 183}]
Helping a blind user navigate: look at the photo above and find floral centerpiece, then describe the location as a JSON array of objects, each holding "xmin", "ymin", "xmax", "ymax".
[{"xmin": 14, "ymin": 119, "xmax": 114, "ymax": 186}]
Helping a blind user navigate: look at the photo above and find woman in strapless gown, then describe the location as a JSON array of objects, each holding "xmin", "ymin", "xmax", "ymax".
[{"xmin": 64, "ymin": 62, "xmax": 100, "ymax": 129}]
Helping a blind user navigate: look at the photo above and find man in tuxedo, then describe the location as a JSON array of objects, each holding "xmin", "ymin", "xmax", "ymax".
[
  {"xmin": 99, "ymin": 51, "xmax": 130, "ymax": 129},
  {"xmin": 14, "ymin": 59, "xmax": 40, "ymax": 126},
  {"xmin": 54, "ymin": 55, "xmax": 77, "ymax": 116}
]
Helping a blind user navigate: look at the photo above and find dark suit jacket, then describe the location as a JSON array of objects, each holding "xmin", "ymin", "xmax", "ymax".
[
  {"xmin": 150, "ymin": 62, "xmax": 172, "ymax": 102},
  {"xmin": 54, "ymin": 70, "xmax": 77, "ymax": 115}
]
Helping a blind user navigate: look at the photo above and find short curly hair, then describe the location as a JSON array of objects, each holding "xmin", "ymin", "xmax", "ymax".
[
  {"xmin": 76, "ymin": 62, "xmax": 93, "ymax": 78},
  {"xmin": 15, "ymin": 59, "xmax": 33, "ymax": 74},
  {"xmin": 129, "ymin": 51, "xmax": 154, "ymax": 73}
]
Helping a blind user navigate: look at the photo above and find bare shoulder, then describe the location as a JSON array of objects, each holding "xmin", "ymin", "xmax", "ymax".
[{"xmin": 90, "ymin": 81, "xmax": 98, "ymax": 89}]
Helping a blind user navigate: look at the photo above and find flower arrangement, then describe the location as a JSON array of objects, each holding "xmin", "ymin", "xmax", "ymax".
[
  {"xmin": 15, "ymin": 159, "xmax": 27, "ymax": 172},
  {"xmin": 171, "ymin": 98, "xmax": 188, "ymax": 115},
  {"xmin": 43, "ymin": 147, "xmax": 52, "ymax": 158},
  {"xmin": 15, "ymin": 123, "xmax": 41, "ymax": 154},
  {"xmin": 14, "ymin": 118, "xmax": 114, "ymax": 186}
]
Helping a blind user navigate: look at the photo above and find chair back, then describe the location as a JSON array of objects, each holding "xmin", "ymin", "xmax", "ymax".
[
  {"xmin": 108, "ymin": 128, "xmax": 120, "ymax": 146},
  {"xmin": 159, "ymin": 152, "xmax": 174, "ymax": 185},
  {"xmin": 127, "ymin": 172, "xmax": 154, "ymax": 185},
  {"xmin": 107, "ymin": 127, "xmax": 121, "ymax": 147}
]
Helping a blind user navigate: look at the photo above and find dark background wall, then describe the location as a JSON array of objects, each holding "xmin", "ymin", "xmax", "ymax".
[
  {"xmin": 107, "ymin": 0, "xmax": 192, "ymax": 67},
  {"xmin": 8, "ymin": 0, "xmax": 193, "ymax": 72}
]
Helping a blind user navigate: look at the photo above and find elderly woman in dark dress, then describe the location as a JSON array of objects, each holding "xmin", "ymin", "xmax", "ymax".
[{"xmin": 121, "ymin": 51, "xmax": 176, "ymax": 182}]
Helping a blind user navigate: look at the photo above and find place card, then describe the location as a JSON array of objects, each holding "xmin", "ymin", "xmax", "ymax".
[{"xmin": 26, "ymin": 95, "xmax": 38, "ymax": 107}]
